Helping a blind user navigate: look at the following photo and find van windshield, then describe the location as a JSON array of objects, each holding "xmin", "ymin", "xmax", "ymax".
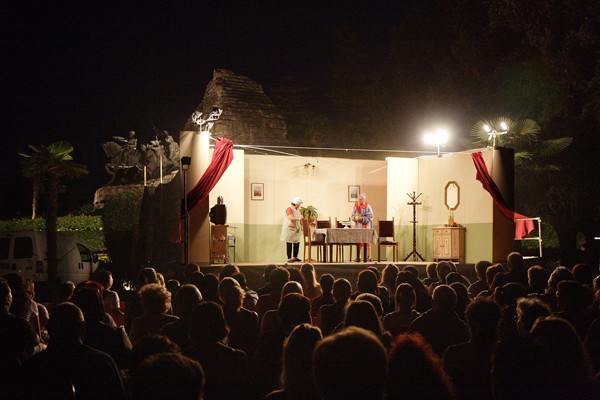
[
  {"xmin": 0, "ymin": 237, "xmax": 9, "ymax": 259},
  {"xmin": 14, "ymin": 237, "xmax": 33, "ymax": 259}
]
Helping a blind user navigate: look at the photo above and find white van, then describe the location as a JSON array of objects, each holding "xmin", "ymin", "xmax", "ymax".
[{"xmin": 0, "ymin": 231, "xmax": 98, "ymax": 284}]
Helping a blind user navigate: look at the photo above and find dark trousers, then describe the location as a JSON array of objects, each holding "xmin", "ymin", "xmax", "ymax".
[{"xmin": 286, "ymin": 242, "xmax": 299, "ymax": 259}]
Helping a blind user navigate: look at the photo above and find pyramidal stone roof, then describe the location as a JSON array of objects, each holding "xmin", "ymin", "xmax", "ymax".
[{"xmin": 183, "ymin": 69, "xmax": 289, "ymax": 146}]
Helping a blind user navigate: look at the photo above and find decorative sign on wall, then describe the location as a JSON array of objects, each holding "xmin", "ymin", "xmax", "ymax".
[
  {"xmin": 251, "ymin": 183, "xmax": 264, "ymax": 200},
  {"xmin": 348, "ymin": 185, "xmax": 360, "ymax": 202}
]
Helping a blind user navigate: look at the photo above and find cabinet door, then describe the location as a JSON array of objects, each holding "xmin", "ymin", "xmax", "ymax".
[
  {"xmin": 433, "ymin": 229, "xmax": 444, "ymax": 259},
  {"xmin": 441, "ymin": 234, "xmax": 453, "ymax": 258}
]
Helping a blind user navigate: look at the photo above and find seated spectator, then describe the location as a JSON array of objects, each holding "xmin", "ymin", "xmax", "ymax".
[
  {"xmin": 314, "ymin": 326, "xmax": 387, "ymax": 400},
  {"xmin": 219, "ymin": 263, "xmax": 240, "ymax": 281},
  {"xmin": 343, "ymin": 299, "xmax": 392, "ymax": 348},
  {"xmin": 383, "ymin": 283, "xmax": 420, "ymax": 338},
  {"xmin": 261, "ymin": 281, "xmax": 304, "ymax": 334},
  {"xmin": 492, "ymin": 337, "xmax": 551, "ymax": 400},
  {"xmin": 95, "ymin": 270, "xmax": 125, "ymax": 325},
  {"xmin": 494, "ymin": 282, "xmax": 528, "ymax": 343},
  {"xmin": 0, "ymin": 278, "xmax": 38, "ymax": 399},
  {"xmin": 387, "ymin": 333, "xmax": 456, "ymax": 400},
  {"xmin": 161, "ymin": 284, "xmax": 203, "ymax": 352},
  {"xmin": 264, "ymin": 323, "xmax": 322, "ymax": 400},
  {"xmin": 449, "ymin": 281, "xmax": 471, "ymax": 320},
  {"xmin": 584, "ymin": 317, "xmax": 600, "ymax": 373},
  {"xmin": 515, "ymin": 297, "xmax": 551, "ymax": 337},
  {"xmin": 527, "ymin": 265, "xmax": 549, "ymax": 295},
  {"xmin": 572, "ymin": 263, "xmax": 596, "ymax": 287},
  {"xmin": 408, "ymin": 285, "xmax": 469, "ymax": 356},
  {"xmin": 185, "ymin": 301, "xmax": 249, "ymax": 400},
  {"xmin": 485, "ymin": 264, "xmax": 504, "ymax": 292},
  {"xmin": 319, "ymin": 278, "xmax": 352, "ymax": 336},
  {"xmin": 187, "ymin": 270, "xmax": 205, "ymax": 292},
  {"xmin": 446, "ymin": 271, "xmax": 470, "ymax": 287},
  {"xmin": 491, "ymin": 252, "xmax": 528, "ymax": 290},
  {"xmin": 356, "ymin": 292, "xmax": 384, "ymax": 318},
  {"xmin": 199, "ymin": 273, "xmax": 223, "ymax": 305},
  {"xmin": 20, "ymin": 302, "xmax": 125, "ymax": 400},
  {"xmin": 3, "ymin": 273, "xmax": 43, "ymax": 343},
  {"xmin": 232, "ymin": 272, "xmax": 259, "ymax": 311},
  {"xmin": 300, "ymin": 263, "xmax": 323, "ymax": 300},
  {"xmin": 422, "ymin": 262, "xmax": 438, "ymax": 287},
  {"xmin": 130, "ymin": 353, "xmax": 204, "ymax": 400},
  {"xmin": 468, "ymin": 260, "xmax": 492, "ymax": 297},
  {"xmin": 129, "ymin": 283, "xmax": 179, "ymax": 344},
  {"xmin": 380, "ymin": 264, "xmax": 399, "ymax": 300},
  {"xmin": 538, "ymin": 266, "xmax": 573, "ymax": 312},
  {"xmin": 352, "ymin": 269, "xmax": 389, "ymax": 312},
  {"xmin": 165, "ymin": 279, "xmax": 181, "ymax": 297},
  {"xmin": 127, "ymin": 333, "xmax": 180, "ymax": 377},
  {"xmin": 531, "ymin": 316, "xmax": 598, "ymax": 399},
  {"xmin": 182, "ymin": 263, "xmax": 200, "ymax": 284},
  {"xmin": 444, "ymin": 299, "xmax": 501, "ymax": 400},
  {"xmin": 257, "ymin": 264, "xmax": 278, "ymax": 296},
  {"xmin": 256, "ymin": 267, "xmax": 290, "ymax": 323},
  {"xmin": 125, "ymin": 267, "xmax": 159, "ymax": 333},
  {"xmin": 555, "ymin": 280, "xmax": 595, "ymax": 339},
  {"xmin": 253, "ymin": 293, "xmax": 311, "ymax": 398},
  {"xmin": 71, "ymin": 284, "xmax": 132, "ymax": 369},
  {"xmin": 429, "ymin": 261, "xmax": 453, "ymax": 294},
  {"xmin": 47, "ymin": 281, "xmax": 76, "ymax": 311},
  {"xmin": 218, "ymin": 277, "xmax": 259, "ymax": 357},
  {"xmin": 396, "ymin": 270, "xmax": 431, "ymax": 313},
  {"xmin": 403, "ymin": 265, "xmax": 420, "ymax": 279},
  {"xmin": 311, "ymin": 273, "xmax": 334, "ymax": 324}
]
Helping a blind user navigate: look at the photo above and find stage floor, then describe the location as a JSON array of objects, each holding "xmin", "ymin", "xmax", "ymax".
[{"xmin": 201, "ymin": 261, "xmax": 476, "ymax": 292}]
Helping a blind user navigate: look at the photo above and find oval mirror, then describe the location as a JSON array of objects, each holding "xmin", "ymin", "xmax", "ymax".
[{"xmin": 445, "ymin": 181, "xmax": 460, "ymax": 210}]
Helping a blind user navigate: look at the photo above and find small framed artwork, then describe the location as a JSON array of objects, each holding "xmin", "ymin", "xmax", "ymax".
[
  {"xmin": 348, "ymin": 185, "xmax": 360, "ymax": 202},
  {"xmin": 251, "ymin": 183, "xmax": 264, "ymax": 200}
]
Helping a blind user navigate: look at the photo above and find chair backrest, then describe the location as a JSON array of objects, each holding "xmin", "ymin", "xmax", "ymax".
[
  {"xmin": 335, "ymin": 218, "xmax": 344, "ymax": 228},
  {"xmin": 301, "ymin": 219, "xmax": 311, "ymax": 242},
  {"xmin": 317, "ymin": 218, "xmax": 331, "ymax": 229},
  {"xmin": 378, "ymin": 217, "xmax": 395, "ymax": 238}
]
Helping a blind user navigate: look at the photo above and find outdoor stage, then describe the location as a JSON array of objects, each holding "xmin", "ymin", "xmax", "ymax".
[{"xmin": 201, "ymin": 261, "xmax": 477, "ymax": 291}]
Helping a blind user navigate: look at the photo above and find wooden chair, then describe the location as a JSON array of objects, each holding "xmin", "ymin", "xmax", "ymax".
[
  {"xmin": 377, "ymin": 217, "xmax": 398, "ymax": 262},
  {"xmin": 334, "ymin": 218, "xmax": 353, "ymax": 262},
  {"xmin": 302, "ymin": 219, "xmax": 326, "ymax": 262}
]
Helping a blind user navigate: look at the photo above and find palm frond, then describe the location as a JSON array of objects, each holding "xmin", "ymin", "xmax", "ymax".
[{"xmin": 535, "ymin": 137, "xmax": 573, "ymax": 158}]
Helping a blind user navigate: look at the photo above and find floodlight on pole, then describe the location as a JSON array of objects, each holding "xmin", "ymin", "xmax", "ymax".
[
  {"xmin": 424, "ymin": 128, "xmax": 449, "ymax": 157},
  {"xmin": 483, "ymin": 122, "xmax": 508, "ymax": 147},
  {"xmin": 181, "ymin": 156, "xmax": 192, "ymax": 265}
]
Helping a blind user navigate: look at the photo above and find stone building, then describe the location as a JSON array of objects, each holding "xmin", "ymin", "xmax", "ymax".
[{"xmin": 183, "ymin": 69, "xmax": 290, "ymax": 146}]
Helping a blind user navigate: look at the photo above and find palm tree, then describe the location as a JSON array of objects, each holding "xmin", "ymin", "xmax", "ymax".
[{"xmin": 18, "ymin": 141, "xmax": 88, "ymax": 284}]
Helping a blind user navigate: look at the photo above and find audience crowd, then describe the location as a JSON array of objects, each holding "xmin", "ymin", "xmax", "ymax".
[{"xmin": 2, "ymin": 251, "xmax": 600, "ymax": 399}]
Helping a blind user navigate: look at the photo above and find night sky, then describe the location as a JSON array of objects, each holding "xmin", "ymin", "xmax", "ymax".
[{"xmin": 1, "ymin": 1, "xmax": 416, "ymax": 218}]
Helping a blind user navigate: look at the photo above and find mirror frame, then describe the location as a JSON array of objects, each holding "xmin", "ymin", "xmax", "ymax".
[{"xmin": 444, "ymin": 181, "xmax": 460, "ymax": 211}]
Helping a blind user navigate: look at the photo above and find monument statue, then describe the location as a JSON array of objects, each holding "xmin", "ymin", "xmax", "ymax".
[{"xmin": 102, "ymin": 129, "xmax": 180, "ymax": 186}]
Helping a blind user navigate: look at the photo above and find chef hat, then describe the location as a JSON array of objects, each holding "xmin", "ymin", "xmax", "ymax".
[
  {"xmin": 359, "ymin": 193, "xmax": 367, "ymax": 199},
  {"xmin": 292, "ymin": 196, "xmax": 303, "ymax": 205}
]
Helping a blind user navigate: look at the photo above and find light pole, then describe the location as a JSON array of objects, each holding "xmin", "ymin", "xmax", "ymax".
[
  {"xmin": 181, "ymin": 156, "xmax": 192, "ymax": 265},
  {"xmin": 483, "ymin": 121, "xmax": 508, "ymax": 147},
  {"xmin": 424, "ymin": 129, "xmax": 449, "ymax": 157}
]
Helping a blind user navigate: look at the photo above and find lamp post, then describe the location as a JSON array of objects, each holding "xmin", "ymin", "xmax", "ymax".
[
  {"xmin": 424, "ymin": 129, "xmax": 449, "ymax": 157},
  {"xmin": 483, "ymin": 122, "xmax": 508, "ymax": 147},
  {"xmin": 181, "ymin": 156, "xmax": 192, "ymax": 265}
]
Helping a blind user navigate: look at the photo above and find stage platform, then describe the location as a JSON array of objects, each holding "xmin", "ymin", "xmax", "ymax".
[{"xmin": 200, "ymin": 261, "xmax": 477, "ymax": 292}]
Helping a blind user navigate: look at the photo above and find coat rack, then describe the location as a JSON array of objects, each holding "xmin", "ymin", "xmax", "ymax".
[{"xmin": 404, "ymin": 191, "xmax": 425, "ymax": 261}]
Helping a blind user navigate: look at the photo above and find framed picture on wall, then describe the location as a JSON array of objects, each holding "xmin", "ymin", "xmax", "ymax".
[
  {"xmin": 348, "ymin": 185, "xmax": 360, "ymax": 202},
  {"xmin": 251, "ymin": 183, "xmax": 264, "ymax": 200}
]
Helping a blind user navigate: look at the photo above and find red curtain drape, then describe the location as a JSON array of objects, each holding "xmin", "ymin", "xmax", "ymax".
[
  {"xmin": 178, "ymin": 137, "xmax": 234, "ymax": 241},
  {"xmin": 471, "ymin": 151, "xmax": 534, "ymax": 239}
]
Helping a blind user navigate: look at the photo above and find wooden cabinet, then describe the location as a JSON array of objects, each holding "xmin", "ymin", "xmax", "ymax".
[
  {"xmin": 211, "ymin": 225, "xmax": 229, "ymax": 263},
  {"xmin": 432, "ymin": 227, "xmax": 465, "ymax": 264}
]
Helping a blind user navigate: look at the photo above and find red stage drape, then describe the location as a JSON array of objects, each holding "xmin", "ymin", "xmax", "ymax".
[
  {"xmin": 178, "ymin": 137, "xmax": 234, "ymax": 242},
  {"xmin": 471, "ymin": 151, "xmax": 534, "ymax": 239}
]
